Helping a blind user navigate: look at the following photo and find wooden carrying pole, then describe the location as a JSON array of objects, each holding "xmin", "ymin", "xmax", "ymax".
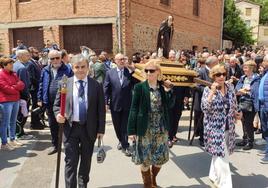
[{"xmin": 55, "ymin": 75, "xmax": 68, "ymax": 188}]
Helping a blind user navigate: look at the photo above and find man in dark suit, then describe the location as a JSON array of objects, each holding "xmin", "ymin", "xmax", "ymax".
[
  {"xmin": 227, "ymin": 57, "xmax": 243, "ymax": 87},
  {"xmin": 103, "ymin": 53, "xmax": 135, "ymax": 156},
  {"xmin": 193, "ymin": 56, "xmax": 218, "ymax": 146},
  {"xmin": 27, "ymin": 47, "xmax": 44, "ymax": 129},
  {"xmin": 54, "ymin": 54, "xmax": 105, "ymax": 188}
]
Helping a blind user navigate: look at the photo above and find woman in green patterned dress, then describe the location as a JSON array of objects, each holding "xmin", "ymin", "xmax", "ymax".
[{"xmin": 128, "ymin": 59, "xmax": 173, "ymax": 188}]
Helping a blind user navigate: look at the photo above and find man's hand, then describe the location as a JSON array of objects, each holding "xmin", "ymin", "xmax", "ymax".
[
  {"xmin": 37, "ymin": 102, "xmax": 42, "ymax": 107},
  {"xmin": 56, "ymin": 114, "xmax": 66, "ymax": 124},
  {"xmin": 97, "ymin": 133, "xmax": 104, "ymax": 140},
  {"xmin": 106, "ymin": 105, "xmax": 110, "ymax": 111},
  {"xmin": 184, "ymin": 97, "xmax": 189, "ymax": 105},
  {"xmin": 128, "ymin": 135, "xmax": 137, "ymax": 141}
]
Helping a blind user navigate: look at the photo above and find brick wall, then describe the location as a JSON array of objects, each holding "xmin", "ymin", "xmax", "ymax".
[
  {"xmin": 124, "ymin": 0, "xmax": 223, "ymax": 56},
  {"xmin": 0, "ymin": 0, "xmax": 223, "ymax": 56},
  {"xmin": 0, "ymin": 0, "xmax": 117, "ymax": 23}
]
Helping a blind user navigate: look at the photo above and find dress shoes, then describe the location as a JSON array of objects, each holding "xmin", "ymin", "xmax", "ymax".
[
  {"xmin": 199, "ymin": 140, "xmax": 205, "ymax": 147},
  {"xmin": 243, "ymin": 143, "xmax": 253, "ymax": 150},
  {"xmin": 122, "ymin": 147, "xmax": 132, "ymax": 157},
  {"xmin": 172, "ymin": 136, "xmax": 179, "ymax": 143},
  {"xmin": 255, "ymin": 129, "xmax": 262, "ymax": 134},
  {"xmin": 117, "ymin": 142, "xmax": 122, "ymax": 150},
  {"xmin": 168, "ymin": 140, "xmax": 173, "ymax": 148},
  {"xmin": 47, "ymin": 147, "xmax": 58, "ymax": 155},
  {"xmin": 236, "ymin": 140, "xmax": 247, "ymax": 147}
]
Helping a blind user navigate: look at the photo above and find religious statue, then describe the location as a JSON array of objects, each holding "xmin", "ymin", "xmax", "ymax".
[{"xmin": 157, "ymin": 15, "xmax": 174, "ymax": 59}]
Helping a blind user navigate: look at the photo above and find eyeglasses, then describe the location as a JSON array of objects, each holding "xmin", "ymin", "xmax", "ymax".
[
  {"xmin": 144, "ymin": 69, "xmax": 156, "ymax": 73},
  {"xmin": 50, "ymin": 57, "xmax": 60, "ymax": 61},
  {"xmin": 214, "ymin": 72, "xmax": 227, "ymax": 77},
  {"xmin": 117, "ymin": 58, "xmax": 125, "ymax": 61}
]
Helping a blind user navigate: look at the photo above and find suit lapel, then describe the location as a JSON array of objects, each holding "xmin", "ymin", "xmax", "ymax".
[
  {"xmin": 87, "ymin": 76, "xmax": 93, "ymax": 112},
  {"xmin": 143, "ymin": 81, "xmax": 151, "ymax": 110},
  {"xmin": 66, "ymin": 77, "xmax": 74, "ymax": 122},
  {"xmin": 113, "ymin": 68, "xmax": 122, "ymax": 88}
]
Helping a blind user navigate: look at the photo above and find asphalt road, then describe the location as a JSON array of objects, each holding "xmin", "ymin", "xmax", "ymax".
[{"xmin": 1, "ymin": 111, "xmax": 267, "ymax": 188}]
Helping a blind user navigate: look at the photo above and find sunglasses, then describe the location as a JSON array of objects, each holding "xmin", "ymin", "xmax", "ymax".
[
  {"xmin": 50, "ymin": 57, "xmax": 60, "ymax": 61},
  {"xmin": 144, "ymin": 69, "xmax": 156, "ymax": 73},
  {"xmin": 214, "ymin": 72, "xmax": 227, "ymax": 77},
  {"xmin": 117, "ymin": 58, "xmax": 125, "ymax": 61}
]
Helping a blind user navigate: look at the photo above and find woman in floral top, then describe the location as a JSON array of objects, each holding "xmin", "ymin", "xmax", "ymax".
[
  {"xmin": 128, "ymin": 59, "xmax": 173, "ymax": 188},
  {"xmin": 201, "ymin": 64, "xmax": 241, "ymax": 188}
]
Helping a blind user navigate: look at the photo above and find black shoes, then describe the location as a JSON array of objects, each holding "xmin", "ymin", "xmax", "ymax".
[
  {"xmin": 122, "ymin": 147, "xmax": 132, "ymax": 157},
  {"xmin": 255, "ymin": 129, "xmax": 262, "ymax": 134},
  {"xmin": 168, "ymin": 140, "xmax": 173, "ymax": 148},
  {"xmin": 117, "ymin": 142, "xmax": 122, "ymax": 150},
  {"xmin": 236, "ymin": 140, "xmax": 247, "ymax": 147},
  {"xmin": 47, "ymin": 147, "xmax": 58, "ymax": 155},
  {"xmin": 236, "ymin": 140, "xmax": 253, "ymax": 150},
  {"xmin": 199, "ymin": 140, "xmax": 205, "ymax": 147},
  {"xmin": 243, "ymin": 143, "xmax": 253, "ymax": 150}
]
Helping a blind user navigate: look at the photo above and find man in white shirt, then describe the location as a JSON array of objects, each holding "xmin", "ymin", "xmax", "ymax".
[{"xmin": 54, "ymin": 54, "xmax": 105, "ymax": 188}]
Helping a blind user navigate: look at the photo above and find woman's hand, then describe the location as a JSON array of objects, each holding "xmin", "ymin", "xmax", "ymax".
[
  {"xmin": 237, "ymin": 88, "xmax": 249, "ymax": 96},
  {"xmin": 210, "ymin": 82, "xmax": 219, "ymax": 94},
  {"xmin": 128, "ymin": 135, "xmax": 137, "ymax": 141},
  {"xmin": 235, "ymin": 111, "xmax": 243, "ymax": 121}
]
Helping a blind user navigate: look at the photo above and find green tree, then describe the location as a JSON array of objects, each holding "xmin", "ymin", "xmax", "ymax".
[
  {"xmin": 251, "ymin": 0, "xmax": 268, "ymax": 24},
  {"xmin": 223, "ymin": 0, "xmax": 254, "ymax": 47}
]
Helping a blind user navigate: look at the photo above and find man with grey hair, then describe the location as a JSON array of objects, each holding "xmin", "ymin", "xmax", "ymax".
[
  {"xmin": 193, "ymin": 55, "xmax": 218, "ymax": 146},
  {"xmin": 227, "ymin": 56, "xmax": 243, "ymax": 86},
  {"xmin": 13, "ymin": 49, "xmax": 31, "ymax": 139},
  {"xmin": 168, "ymin": 50, "xmax": 176, "ymax": 61},
  {"xmin": 259, "ymin": 54, "xmax": 268, "ymax": 164},
  {"xmin": 54, "ymin": 54, "xmax": 105, "ymax": 187},
  {"xmin": 38, "ymin": 50, "xmax": 73, "ymax": 155}
]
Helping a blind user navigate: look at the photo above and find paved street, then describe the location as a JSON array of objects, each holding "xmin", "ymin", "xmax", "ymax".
[{"xmin": 0, "ymin": 111, "xmax": 268, "ymax": 188}]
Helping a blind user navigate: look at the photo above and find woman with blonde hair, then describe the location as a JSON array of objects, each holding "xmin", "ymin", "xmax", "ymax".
[
  {"xmin": 235, "ymin": 60, "xmax": 260, "ymax": 150},
  {"xmin": 201, "ymin": 64, "xmax": 241, "ymax": 188},
  {"xmin": 128, "ymin": 59, "xmax": 173, "ymax": 188}
]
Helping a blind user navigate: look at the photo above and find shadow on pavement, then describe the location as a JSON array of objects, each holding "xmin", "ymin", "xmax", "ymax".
[
  {"xmin": 0, "ymin": 130, "xmax": 51, "ymax": 171},
  {"xmin": 167, "ymin": 185, "xmax": 209, "ymax": 188},
  {"xmin": 101, "ymin": 184, "xmax": 141, "ymax": 188},
  {"xmin": 232, "ymin": 173, "xmax": 268, "ymax": 188}
]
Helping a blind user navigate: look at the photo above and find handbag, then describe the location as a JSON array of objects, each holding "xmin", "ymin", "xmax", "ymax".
[
  {"xmin": 97, "ymin": 138, "xmax": 106, "ymax": 164},
  {"xmin": 238, "ymin": 97, "xmax": 253, "ymax": 112}
]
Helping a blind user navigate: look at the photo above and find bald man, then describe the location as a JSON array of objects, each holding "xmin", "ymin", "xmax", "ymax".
[{"xmin": 103, "ymin": 53, "xmax": 136, "ymax": 156}]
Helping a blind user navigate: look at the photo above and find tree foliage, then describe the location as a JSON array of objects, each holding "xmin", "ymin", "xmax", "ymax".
[
  {"xmin": 223, "ymin": 0, "xmax": 254, "ymax": 47},
  {"xmin": 251, "ymin": 0, "xmax": 268, "ymax": 24}
]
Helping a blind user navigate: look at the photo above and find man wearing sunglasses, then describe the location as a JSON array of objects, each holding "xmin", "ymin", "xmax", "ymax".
[{"xmin": 38, "ymin": 50, "xmax": 73, "ymax": 155}]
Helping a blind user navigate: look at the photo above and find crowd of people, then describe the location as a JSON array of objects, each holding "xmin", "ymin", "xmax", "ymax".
[{"xmin": 0, "ymin": 40, "xmax": 268, "ymax": 188}]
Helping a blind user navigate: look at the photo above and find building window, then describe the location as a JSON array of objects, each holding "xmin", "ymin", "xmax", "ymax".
[
  {"xmin": 18, "ymin": 0, "xmax": 30, "ymax": 2},
  {"xmin": 193, "ymin": 0, "xmax": 199, "ymax": 16},
  {"xmin": 160, "ymin": 0, "xmax": 170, "ymax": 6},
  {"xmin": 264, "ymin": 29, "xmax": 268, "ymax": 36},
  {"xmin": 245, "ymin": 20, "xmax": 251, "ymax": 28},
  {"xmin": 245, "ymin": 8, "xmax": 252, "ymax": 16}
]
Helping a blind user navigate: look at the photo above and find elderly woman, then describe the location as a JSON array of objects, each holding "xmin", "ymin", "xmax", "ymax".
[
  {"xmin": 0, "ymin": 57, "xmax": 25, "ymax": 151},
  {"xmin": 235, "ymin": 60, "xmax": 260, "ymax": 150},
  {"xmin": 201, "ymin": 64, "xmax": 241, "ymax": 188},
  {"xmin": 128, "ymin": 59, "xmax": 172, "ymax": 188}
]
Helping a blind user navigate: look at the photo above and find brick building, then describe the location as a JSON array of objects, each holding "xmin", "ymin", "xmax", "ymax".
[{"xmin": 0, "ymin": 0, "xmax": 224, "ymax": 56}]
